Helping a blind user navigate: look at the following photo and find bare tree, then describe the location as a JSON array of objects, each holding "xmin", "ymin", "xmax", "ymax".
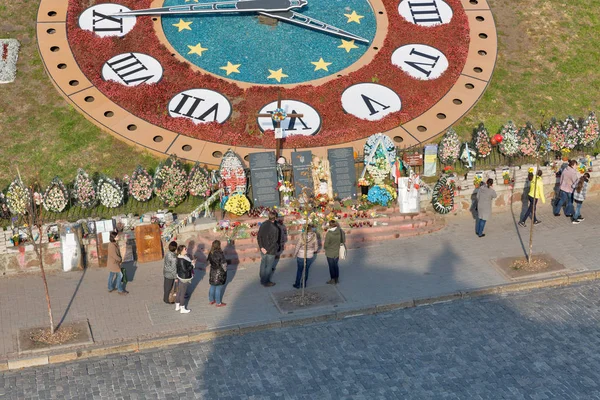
[{"xmin": 18, "ymin": 170, "xmax": 55, "ymax": 334}]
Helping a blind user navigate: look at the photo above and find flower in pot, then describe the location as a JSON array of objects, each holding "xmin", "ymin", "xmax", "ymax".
[{"xmin": 502, "ymin": 171, "xmax": 511, "ymax": 184}]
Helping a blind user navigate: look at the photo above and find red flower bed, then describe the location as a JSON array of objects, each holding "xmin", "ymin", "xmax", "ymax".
[{"xmin": 66, "ymin": 0, "xmax": 469, "ymax": 148}]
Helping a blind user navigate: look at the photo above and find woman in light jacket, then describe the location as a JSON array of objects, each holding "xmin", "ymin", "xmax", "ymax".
[
  {"xmin": 107, "ymin": 231, "xmax": 127, "ymax": 295},
  {"xmin": 519, "ymin": 169, "xmax": 545, "ymax": 227},
  {"xmin": 293, "ymin": 224, "xmax": 318, "ymax": 289},
  {"xmin": 175, "ymin": 245, "xmax": 195, "ymax": 314},
  {"xmin": 475, "ymin": 178, "xmax": 497, "ymax": 237},
  {"xmin": 162, "ymin": 241, "xmax": 178, "ymax": 303}
]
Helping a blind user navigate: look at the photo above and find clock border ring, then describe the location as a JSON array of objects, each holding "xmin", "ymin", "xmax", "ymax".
[
  {"xmin": 150, "ymin": 0, "xmax": 389, "ymax": 89},
  {"xmin": 36, "ymin": 0, "xmax": 497, "ymax": 168}
]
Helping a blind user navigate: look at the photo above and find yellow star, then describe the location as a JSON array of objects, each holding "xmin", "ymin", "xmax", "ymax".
[
  {"xmin": 311, "ymin": 58, "xmax": 332, "ymax": 72},
  {"xmin": 187, "ymin": 43, "xmax": 208, "ymax": 56},
  {"xmin": 344, "ymin": 10, "xmax": 364, "ymax": 24},
  {"xmin": 338, "ymin": 39, "xmax": 358, "ymax": 53},
  {"xmin": 172, "ymin": 19, "xmax": 192, "ymax": 32},
  {"xmin": 267, "ymin": 68, "xmax": 288, "ymax": 82},
  {"xmin": 220, "ymin": 61, "xmax": 241, "ymax": 76}
]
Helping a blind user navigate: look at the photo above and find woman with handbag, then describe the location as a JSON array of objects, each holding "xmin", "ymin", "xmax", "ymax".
[
  {"xmin": 175, "ymin": 245, "xmax": 195, "ymax": 314},
  {"xmin": 324, "ymin": 220, "xmax": 345, "ymax": 285},
  {"xmin": 292, "ymin": 224, "xmax": 318, "ymax": 289},
  {"xmin": 107, "ymin": 231, "xmax": 128, "ymax": 295},
  {"xmin": 163, "ymin": 241, "xmax": 178, "ymax": 304},
  {"xmin": 207, "ymin": 240, "xmax": 228, "ymax": 307}
]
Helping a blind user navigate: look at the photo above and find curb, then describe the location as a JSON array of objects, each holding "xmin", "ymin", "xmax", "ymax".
[{"xmin": 2, "ymin": 270, "xmax": 598, "ymax": 372}]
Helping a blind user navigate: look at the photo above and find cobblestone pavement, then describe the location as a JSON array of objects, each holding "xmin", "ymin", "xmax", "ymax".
[
  {"xmin": 0, "ymin": 196, "xmax": 599, "ymax": 360},
  {"xmin": 3, "ymin": 282, "xmax": 600, "ymax": 399}
]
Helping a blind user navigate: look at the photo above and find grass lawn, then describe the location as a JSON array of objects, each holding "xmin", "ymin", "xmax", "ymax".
[{"xmin": 1, "ymin": 0, "xmax": 599, "ymax": 191}]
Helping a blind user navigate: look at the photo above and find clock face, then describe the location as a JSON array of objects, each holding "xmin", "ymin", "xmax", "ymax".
[
  {"xmin": 161, "ymin": 0, "xmax": 377, "ymax": 84},
  {"xmin": 36, "ymin": 0, "xmax": 497, "ymax": 166}
]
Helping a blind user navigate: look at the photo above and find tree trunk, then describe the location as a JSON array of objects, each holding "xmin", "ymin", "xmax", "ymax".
[{"xmin": 31, "ymin": 224, "xmax": 54, "ymax": 334}]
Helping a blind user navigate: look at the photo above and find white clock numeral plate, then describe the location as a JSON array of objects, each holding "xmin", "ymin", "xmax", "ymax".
[
  {"xmin": 101, "ymin": 53, "xmax": 163, "ymax": 87},
  {"xmin": 341, "ymin": 83, "xmax": 402, "ymax": 121},
  {"xmin": 398, "ymin": 0, "xmax": 453, "ymax": 27},
  {"xmin": 78, "ymin": 4, "xmax": 136, "ymax": 38},
  {"xmin": 256, "ymin": 100, "xmax": 321, "ymax": 137},
  {"xmin": 168, "ymin": 89, "xmax": 232, "ymax": 124},
  {"xmin": 392, "ymin": 44, "xmax": 449, "ymax": 80}
]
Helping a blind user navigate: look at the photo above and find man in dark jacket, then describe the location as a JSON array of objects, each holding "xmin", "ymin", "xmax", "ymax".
[{"xmin": 257, "ymin": 211, "xmax": 281, "ymax": 286}]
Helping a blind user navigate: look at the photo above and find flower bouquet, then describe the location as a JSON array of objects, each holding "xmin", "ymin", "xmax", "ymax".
[
  {"xmin": 6, "ymin": 177, "xmax": 30, "ymax": 215},
  {"xmin": 474, "ymin": 123, "xmax": 492, "ymax": 158},
  {"xmin": 43, "ymin": 177, "xmax": 69, "ymax": 213},
  {"xmin": 546, "ymin": 118, "xmax": 566, "ymax": 152},
  {"xmin": 563, "ymin": 116, "xmax": 580, "ymax": 150},
  {"xmin": 74, "ymin": 169, "xmax": 97, "ymax": 209},
  {"xmin": 367, "ymin": 185, "xmax": 393, "ymax": 206},
  {"xmin": 277, "ymin": 181, "xmax": 294, "ymax": 194},
  {"xmin": 502, "ymin": 171, "xmax": 511, "ymax": 184},
  {"xmin": 271, "ymin": 108, "xmax": 287, "ymax": 122},
  {"xmin": 224, "ymin": 193, "xmax": 250, "ymax": 216},
  {"xmin": 188, "ymin": 162, "xmax": 211, "ymax": 197},
  {"xmin": 580, "ymin": 111, "xmax": 599, "ymax": 146},
  {"xmin": 438, "ymin": 128, "xmax": 461, "ymax": 165},
  {"xmin": 518, "ymin": 123, "xmax": 538, "ymax": 156},
  {"xmin": 97, "ymin": 176, "xmax": 124, "ymax": 208},
  {"xmin": 154, "ymin": 156, "xmax": 188, "ymax": 207},
  {"xmin": 498, "ymin": 121, "xmax": 519, "ymax": 157},
  {"xmin": 473, "ymin": 175, "xmax": 483, "ymax": 188},
  {"xmin": 357, "ymin": 177, "xmax": 371, "ymax": 187},
  {"xmin": 129, "ymin": 166, "xmax": 153, "ymax": 202}
]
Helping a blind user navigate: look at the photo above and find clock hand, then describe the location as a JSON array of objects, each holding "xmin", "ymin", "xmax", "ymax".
[
  {"xmin": 112, "ymin": 0, "xmax": 307, "ymax": 17},
  {"xmin": 259, "ymin": 10, "xmax": 369, "ymax": 43}
]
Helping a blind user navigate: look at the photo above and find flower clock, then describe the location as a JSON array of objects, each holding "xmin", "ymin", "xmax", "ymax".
[{"xmin": 37, "ymin": 0, "xmax": 496, "ymax": 166}]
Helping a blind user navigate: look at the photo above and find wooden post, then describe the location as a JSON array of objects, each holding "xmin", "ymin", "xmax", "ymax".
[{"xmin": 256, "ymin": 89, "xmax": 303, "ymax": 160}]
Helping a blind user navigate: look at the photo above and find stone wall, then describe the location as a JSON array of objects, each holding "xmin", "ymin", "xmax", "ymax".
[{"xmin": 422, "ymin": 165, "xmax": 600, "ymax": 214}]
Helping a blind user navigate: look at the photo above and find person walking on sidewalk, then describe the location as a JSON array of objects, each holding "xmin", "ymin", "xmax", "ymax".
[
  {"xmin": 476, "ymin": 178, "xmax": 497, "ymax": 238},
  {"xmin": 175, "ymin": 245, "xmax": 195, "ymax": 314},
  {"xmin": 292, "ymin": 224, "xmax": 318, "ymax": 289},
  {"xmin": 553, "ymin": 159, "xmax": 579, "ymax": 217},
  {"xmin": 572, "ymin": 172, "xmax": 590, "ymax": 225},
  {"xmin": 207, "ymin": 240, "xmax": 228, "ymax": 307},
  {"xmin": 324, "ymin": 220, "xmax": 345, "ymax": 284},
  {"xmin": 257, "ymin": 210, "xmax": 281, "ymax": 287},
  {"xmin": 162, "ymin": 241, "xmax": 178, "ymax": 304},
  {"xmin": 519, "ymin": 170, "xmax": 545, "ymax": 228},
  {"xmin": 107, "ymin": 231, "xmax": 128, "ymax": 295}
]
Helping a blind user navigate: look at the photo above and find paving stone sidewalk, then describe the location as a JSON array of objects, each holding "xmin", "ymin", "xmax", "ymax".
[{"xmin": 0, "ymin": 196, "xmax": 598, "ymax": 361}]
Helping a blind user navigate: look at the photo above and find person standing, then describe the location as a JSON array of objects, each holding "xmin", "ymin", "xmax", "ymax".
[
  {"xmin": 257, "ymin": 210, "xmax": 280, "ymax": 287},
  {"xmin": 324, "ymin": 220, "xmax": 345, "ymax": 284},
  {"xmin": 519, "ymin": 170, "xmax": 545, "ymax": 227},
  {"xmin": 475, "ymin": 178, "xmax": 497, "ymax": 238},
  {"xmin": 207, "ymin": 240, "xmax": 228, "ymax": 307},
  {"xmin": 572, "ymin": 172, "xmax": 590, "ymax": 224},
  {"xmin": 162, "ymin": 241, "xmax": 178, "ymax": 304},
  {"xmin": 175, "ymin": 245, "xmax": 194, "ymax": 314},
  {"xmin": 553, "ymin": 159, "xmax": 579, "ymax": 217},
  {"xmin": 107, "ymin": 231, "xmax": 128, "ymax": 295},
  {"xmin": 292, "ymin": 224, "xmax": 318, "ymax": 289}
]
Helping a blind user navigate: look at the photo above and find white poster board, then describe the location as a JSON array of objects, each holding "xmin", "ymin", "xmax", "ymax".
[{"xmin": 397, "ymin": 177, "xmax": 421, "ymax": 214}]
